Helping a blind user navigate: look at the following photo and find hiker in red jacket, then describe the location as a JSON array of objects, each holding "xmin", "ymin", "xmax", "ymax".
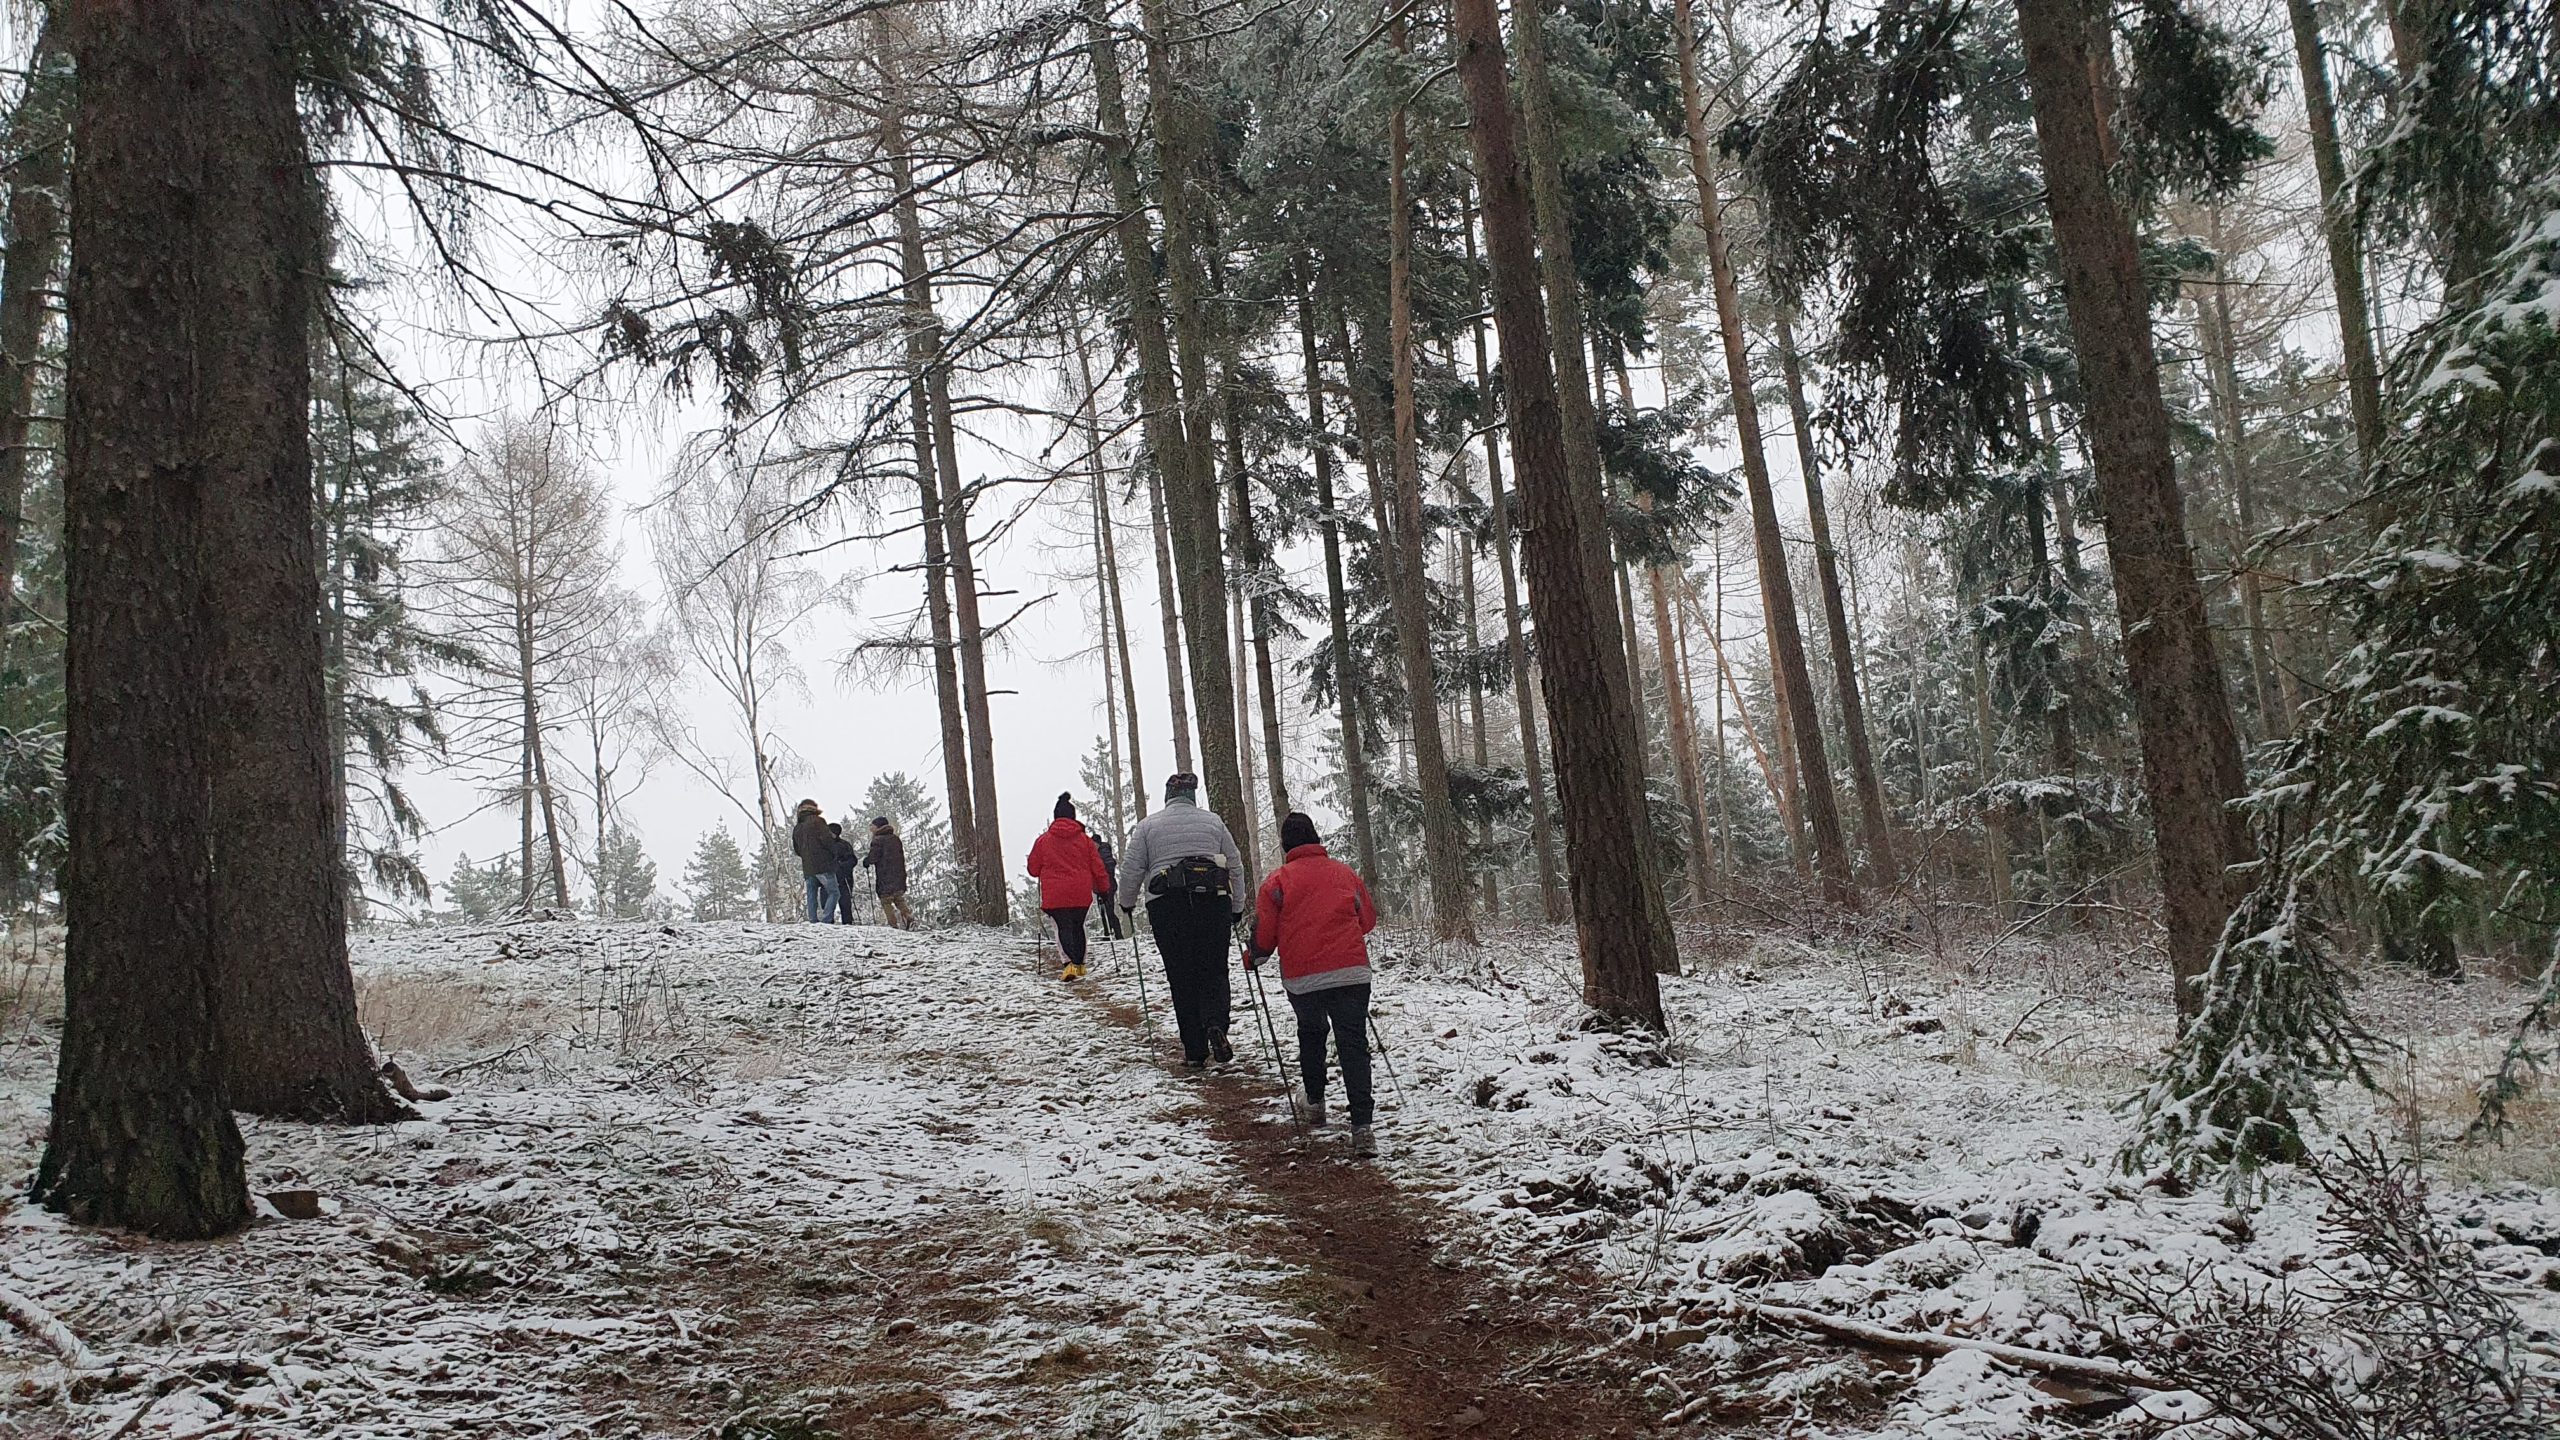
[
  {"xmin": 1247, "ymin": 812, "xmax": 1380, "ymax": 1150},
  {"xmin": 1027, "ymin": 793, "xmax": 1112, "ymax": 980}
]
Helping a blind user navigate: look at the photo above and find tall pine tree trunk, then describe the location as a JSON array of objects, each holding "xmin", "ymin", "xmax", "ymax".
[
  {"xmin": 907, "ymin": 379, "xmax": 975, "ymax": 895},
  {"xmin": 1671, "ymin": 0, "xmax": 1855, "ymax": 903},
  {"xmin": 0, "ymin": 10, "xmax": 67, "ymax": 645},
  {"xmin": 1135, "ymin": 0, "xmax": 1246, "ymax": 822},
  {"xmin": 1072, "ymin": 321, "xmax": 1149, "ymax": 822},
  {"xmin": 1462, "ymin": 213, "xmax": 1565, "ymax": 919},
  {"xmin": 1298, "ymin": 274, "xmax": 1381, "ymax": 884},
  {"xmin": 882, "ymin": 95, "xmax": 1005, "ymax": 925},
  {"xmin": 886, "ymin": 113, "xmax": 977, "ymax": 914},
  {"xmin": 200, "ymin": 75, "xmax": 405, "ymax": 1120},
  {"xmin": 1774, "ymin": 313, "xmax": 1898, "ymax": 886},
  {"xmin": 1083, "ymin": 0, "xmax": 1197, "ymax": 782},
  {"xmin": 2281, "ymin": 0, "xmax": 2384, "ymax": 465},
  {"xmin": 1508, "ymin": 1, "xmax": 1673, "ymax": 967},
  {"xmin": 2015, "ymin": 0, "xmax": 2250, "ymax": 1017},
  {"xmin": 1452, "ymin": 0, "xmax": 1673, "ymax": 1022},
  {"xmin": 1386, "ymin": 34, "xmax": 1473, "ymax": 937},
  {"xmin": 2195, "ymin": 235, "xmax": 2287, "ymax": 739},
  {"xmin": 37, "ymin": 0, "xmax": 263, "ymax": 1239}
]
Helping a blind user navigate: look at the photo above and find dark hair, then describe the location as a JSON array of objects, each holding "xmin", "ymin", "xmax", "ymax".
[
  {"xmin": 872, "ymin": 816, "xmax": 890, "ymax": 828},
  {"xmin": 829, "ymin": 822, "xmax": 842, "ymax": 834},
  {"xmin": 1280, "ymin": 811, "xmax": 1321, "ymax": 851},
  {"xmin": 1164, "ymin": 772, "xmax": 1200, "ymax": 800},
  {"xmin": 1054, "ymin": 791, "xmax": 1076, "ymax": 819}
]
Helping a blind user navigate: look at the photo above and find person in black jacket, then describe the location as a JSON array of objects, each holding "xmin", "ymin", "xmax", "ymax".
[
  {"xmin": 864, "ymin": 817, "xmax": 914, "ymax": 929},
  {"xmin": 829, "ymin": 822, "xmax": 861, "ymax": 924}
]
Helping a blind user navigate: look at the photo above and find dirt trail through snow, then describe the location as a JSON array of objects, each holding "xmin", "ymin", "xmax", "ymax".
[{"xmin": 1069, "ymin": 942, "xmax": 1669, "ymax": 1439}]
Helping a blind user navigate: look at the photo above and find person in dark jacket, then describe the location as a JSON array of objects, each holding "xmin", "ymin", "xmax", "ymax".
[
  {"xmin": 791, "ymin": 799, "xmax": 839, "ymax": 923},
  {"xmin": 864, "ymin": 817, "xmax": 914, "ymax": 929},
  {"xmin": 829, "ymin": 822, "xmax": 862, "ymax": 924},
  {"xmin": 1027, "ymin": 794, "xmax": 1112, "ymax": 980},
  {"xmin": 1116, "ymin": 773, "xmax": 1246, "ymax": 1069},
  {"xmin": 1248, "ymin": 812, "xmax": 1381, "ymax": 1150},
  {"xmin": 1093, "ymin": 835, "xmax": 1123, "ymax": 940}
]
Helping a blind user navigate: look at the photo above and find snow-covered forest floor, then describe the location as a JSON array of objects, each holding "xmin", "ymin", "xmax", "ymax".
[{"xmin": 0, "ymin": 915, "xmax": 2554, "ymax": 1438}]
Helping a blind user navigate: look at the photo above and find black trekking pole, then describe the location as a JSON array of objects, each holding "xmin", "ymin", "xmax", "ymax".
[
  {"xmin": 1368, "ymin": 1012, "xmax": 1409, "ymax": 1110},
  {"xmin": 1244, "ymin": 953, "xmax": 1306, "ymax": 1132},
  {"xmin": 1128, "ymin": 912, "xmax": 1152, "ymax": 1027}
]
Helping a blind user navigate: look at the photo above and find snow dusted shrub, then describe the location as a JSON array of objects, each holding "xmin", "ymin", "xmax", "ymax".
[
  {"xmin": 2084, "ymin": 1143, "xmax": 2559, "ymax": 1439},
  {"xmin": 2133, "ymin": 176, "xmax": 2560, "ymax": 1185}
]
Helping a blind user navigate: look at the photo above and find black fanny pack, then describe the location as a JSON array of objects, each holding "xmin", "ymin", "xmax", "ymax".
[{"xmin": 1148, "ymin": 855, "xmax": 1230, "ymax": 898}]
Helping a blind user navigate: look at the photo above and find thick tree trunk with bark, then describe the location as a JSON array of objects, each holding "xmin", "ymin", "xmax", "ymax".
[
  {"xmin": 1508, "ymin": 2, "xmax": 1670, "ymax": 948},
  {"xmin": 1452, "ymin": 0, "xmax": 1672, "ymax": 1023},
  {"xmin": 199, "ymin": 79, "xmax": 406, "ymax": 1120},
  {"xmin": 2015, "ymin": 0, "xmax": 2251, "ymax": 1017},
  {"xmin": 1386, "ymin": 44, "xmax": 1473, "ymax": 938},
  {"xmin": 1671, "ymin": 0, "xmax": 1856, "ymax": 904},
  {"xmin": 1298, "ymin": 277, "xmax": 1381, "ymax": 885},
  {"xmin": 37, "ymin": 0, "xmax": 265, "ymax": 1239},
  {"xmin": 1775, "ymin": 315, "xmax": 1898, "ymax": 887},
  {"xmin": 0, "ymin": 11, "xmax": 67, "ymax": 642}
]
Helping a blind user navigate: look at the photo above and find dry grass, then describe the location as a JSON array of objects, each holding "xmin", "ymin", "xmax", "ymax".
[
  {"xmin": 0, "ymin": 926, "xmax": 62, "ymax": 1037},
  {"xmin": 357, "ymin": 972, "xmax": 535, "ymax": 1058}
]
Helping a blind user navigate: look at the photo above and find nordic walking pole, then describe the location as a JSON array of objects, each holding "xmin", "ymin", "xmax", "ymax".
[
  {"xmin": 1243, "ymin": 952, "xmax": 1306, "ymax": 1132},
  {"xmin": 1128, "ymin": 911, "xmax": 1152, "ymax": 1026},
  {"xmin": 1368, "ymin": 1013, "xmax": 1408, "ymax": 1110}
]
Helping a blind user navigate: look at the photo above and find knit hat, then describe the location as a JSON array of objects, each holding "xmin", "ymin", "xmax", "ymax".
[
  {"xmin": 828, "ymin": 822, "xmax": 842, "ymax": 835},
  {"xmin": 871, "ymin": 816, "xmax": 891, "ymax": 829},
  {"xmin": 1280, "ymin": 812, "xmax": 1321, "ymax": 851},
  {"xmin": 796, "ymin": 798, "xmax": 820, "ymax": 815},
  {"xmin": 1054, "ymin": 792, "xmax": 1077, "ymax": 819},
  {"xmin": 1164, "ymin": 772, "xmax": 1199, "ymax": 801}
]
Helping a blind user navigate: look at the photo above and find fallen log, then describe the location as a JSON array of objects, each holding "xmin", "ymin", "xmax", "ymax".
[{"xmin": 1737, "ymin": 1299, "xmax": 2163, "ymax": 1392}]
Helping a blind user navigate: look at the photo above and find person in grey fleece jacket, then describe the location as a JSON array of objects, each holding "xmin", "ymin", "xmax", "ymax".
[{"xmin": 1116, "ymin": 772, "xmax": 1246, "ymax": 1067}]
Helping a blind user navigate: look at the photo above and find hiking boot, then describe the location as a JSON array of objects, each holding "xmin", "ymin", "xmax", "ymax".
[
  {"xmin": 1061, "ymin": 962, "xmax": 1085, "ymax": 981},
  {"xmin": 1348, "ymin": 1124, "xmax": 1376, "ymax": 1157},
  {"xmin": 1210, "ymin": 1030, "xmax": 1234, "ymax": 1064},
  {"xmin": 1301, "ymin": 1094, "xmax": 1329, "ymax": 1129},
  {"xmin": 1183, "ymin": 1057, "xmax": 1208, "ymax": 1071}
]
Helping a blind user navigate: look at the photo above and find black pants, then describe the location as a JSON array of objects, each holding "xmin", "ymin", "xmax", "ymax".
[
  {"xmin": 1044, "ymin": 905, "xmax": 1089, "ymax": 965},
  {"xmin": 835, "ymin": 868, "xmax": 859, "ymax": 923},
  {"xmin": 1096, "ymin": 897, "xmax": 1124, "ymax": 940},
  {"xmin": 1146, "ymin": 892, "xmax": 1234, "ymax": 1064},
  {"xmin": 1288, "ymin": 983, "xmax": 1373, "ymax": 1126}
]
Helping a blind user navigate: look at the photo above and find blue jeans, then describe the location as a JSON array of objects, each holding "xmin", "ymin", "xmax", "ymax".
[{"xmin": 805, "ymin": 872, "xmax": 839, "ymax": 922}]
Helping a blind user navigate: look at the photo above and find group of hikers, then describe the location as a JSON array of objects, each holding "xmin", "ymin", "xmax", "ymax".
[
  {"xmin": 794, "ymin": 775, "xmax": 1382, "ymax": 1149},
  {"xmin": 1029, "ymin": 774, "xmax": 1382, "ymax": 1151},
  {"xmin": 788, "ymin": 803, "xmax": 917, "ymax": 929}
]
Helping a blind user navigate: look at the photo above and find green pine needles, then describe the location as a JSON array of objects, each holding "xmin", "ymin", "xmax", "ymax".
[{"xmin": 2133, "ymin": 181, "xmax": 2560, "ymax": 1185}]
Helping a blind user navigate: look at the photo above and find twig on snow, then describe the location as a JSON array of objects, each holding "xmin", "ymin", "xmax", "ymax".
[{"xmin": 1737, "ymin": 1299, "xmax": 2162, "ymax": 1392}]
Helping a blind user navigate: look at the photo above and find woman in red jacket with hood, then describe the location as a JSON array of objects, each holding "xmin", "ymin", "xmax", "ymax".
[
  {"xmin": 1027, "ymin": 793, "xmax": 1112, "ymax": 980},
  {"xmin": 1247, "ymin": 811, "xmax": 1380, "ymax": 1150}
]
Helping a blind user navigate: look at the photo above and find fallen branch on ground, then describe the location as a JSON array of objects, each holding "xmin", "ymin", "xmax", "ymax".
[
  {"xmin": 0, "ymin": 1283, "xmax": 103, "ymax": 1371},
  {"xmin": 1738, "ymin": 1299, "xmax": 2162, "ymax": 1392}
]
